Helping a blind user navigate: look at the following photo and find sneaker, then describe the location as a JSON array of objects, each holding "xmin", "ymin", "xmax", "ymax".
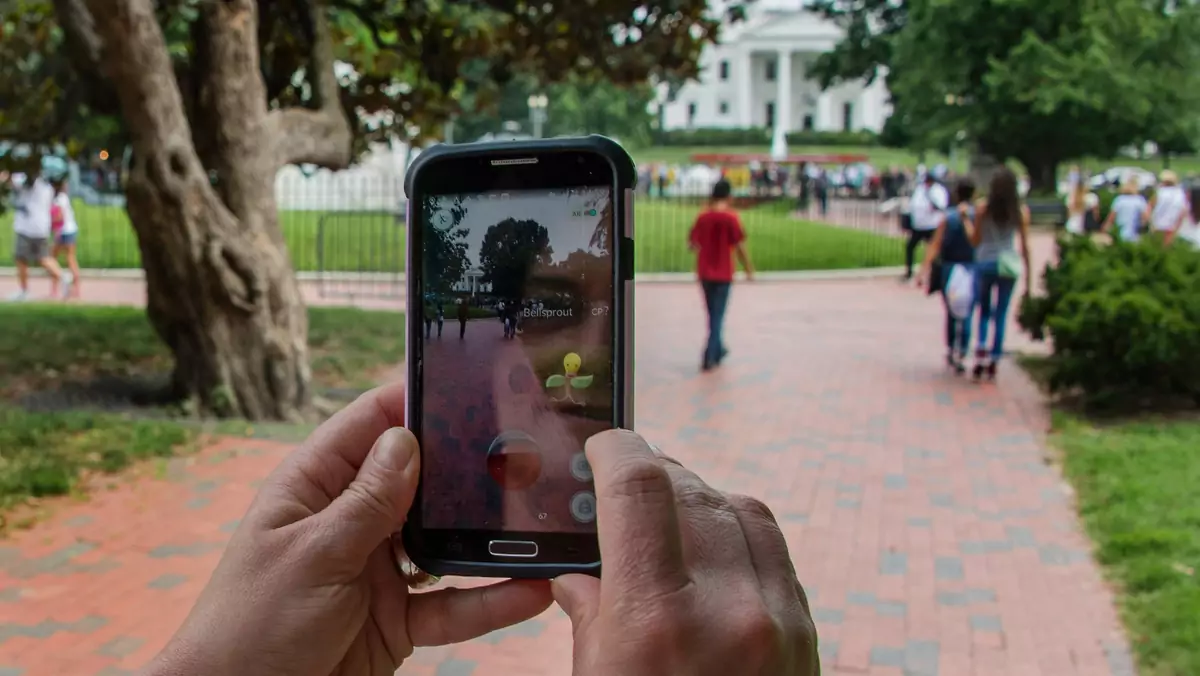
[
  {"xmin": 986, "ymin": 360, "xmax": 998, "ymax": 380},
  {"xmin": 6, "ymin": 289, "xmax": 28, "ymax": 302},
  {"xmin": 60, "ymin": 272, "xmax": 74, "ymax": 299}
]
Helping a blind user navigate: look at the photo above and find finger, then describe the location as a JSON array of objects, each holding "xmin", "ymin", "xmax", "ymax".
[
  {"xmin": 407, "ymin": 579, "xmax": 553, "ymax": 647},
  {"xmin": 727, "ymin": 494, "xmax": 810, "ymax": 616},
  {"xmin": 551, "ymin": 574, "xmax": 601, "ymax": 633},
  {"xmin": 586, "ymin": 429, "xmax": 690, "ymax": 596},
  {"xmin": 657, "ymin": 458, "xmax": 756, "ymax": 577},
  {"xmin": 270, "ymin": 383, "xmax": 407, "ymax": 515},
  {"xmin": 318, "ymin": 427, "xmax": 420, "ymax": 566}
]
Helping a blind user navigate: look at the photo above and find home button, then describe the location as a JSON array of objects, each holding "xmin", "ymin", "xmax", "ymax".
[{"xmin": 488, "ymin": 540, "xmax": 539, "ymax": 558}]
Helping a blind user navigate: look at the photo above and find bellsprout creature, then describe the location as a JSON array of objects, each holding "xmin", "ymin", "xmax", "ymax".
[{"xmin": 545, "ymin": 352, "xmax": 593, "ymax": 404}]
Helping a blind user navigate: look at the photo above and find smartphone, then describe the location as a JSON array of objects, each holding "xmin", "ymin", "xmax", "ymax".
[{"xmin": 401, "ymin": 135, "xmax": 635, "ymax": 579}]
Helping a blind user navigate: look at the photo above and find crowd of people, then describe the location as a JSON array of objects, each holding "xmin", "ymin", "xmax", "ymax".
[{"xmin": 2, "ymin": 162, "xmax": 81, "ymax": 301}]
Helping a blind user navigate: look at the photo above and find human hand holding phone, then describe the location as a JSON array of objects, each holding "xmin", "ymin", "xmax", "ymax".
[
  {"xmin": 140, "ymin": 383, "xmax": 552, "ymax": 676},
  {"xmin": 553, "ymin": 429, "xmax": 819, "ymax": 676}
]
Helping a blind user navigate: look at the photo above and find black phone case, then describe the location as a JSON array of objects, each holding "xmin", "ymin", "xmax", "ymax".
[{"xmin": 402, "ymin": 135, "xmax": 636, "ymax": 579}]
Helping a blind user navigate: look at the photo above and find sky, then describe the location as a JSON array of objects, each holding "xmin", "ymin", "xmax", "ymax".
[{"xmin": 429, "ymin": 187, "xmax": 611, "ymax": 267}]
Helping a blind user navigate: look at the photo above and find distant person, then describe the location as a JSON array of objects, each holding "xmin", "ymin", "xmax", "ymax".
[
  {"xmin": 457, "ymin": 298, "xmax": 469, "ymax": 339},
  {"xmin": 3, "ymin": 168, "xmax": 69, "ymax": 301},
  {"xmin": 1148, "ymin": 170, "xmax": 1191, "ymax": 243},
  {"xmin": 435, "ymin": 303, "xmax": 445, "ymax": 338},
  {"xmin": 814, "ymin": 170, "xmax": 829, "ymax": 216},
  {"xmin": 423, "ymin": 301, "xmax": 434, "ymax": 339},
  {"xmin": 918, "ymin": 178, "xmax": 977, "ymax": 373},
  {"xmin": 969, "ymin": 167, "xmax": 1032, "ymax": 380},
  {"xmin": 50, "ymin": 177, "xmax": 81, "ymax": 299},
  {"xmin": 904, "ymin": 171, "xmax": 949, "ymax": 282},
  {"xmin": 1063, "ymin": 173, "xmax": 1100, "ymax": 236},
  {"xmin": 1104, "ymin": 179, "xmax": 1149, "ymax": 242},
  {"xmin": 689, "ymin": 179, "xmax": 753, "ymax": 371}
]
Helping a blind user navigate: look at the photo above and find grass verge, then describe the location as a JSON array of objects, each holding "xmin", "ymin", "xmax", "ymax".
[
  {"xmin": 0, "ymin": 303, "xmax": 405, "ymax": 523},
  {"xmin": 1022, "ymin": 357, "xmax": 1200, "ymax": 676}
]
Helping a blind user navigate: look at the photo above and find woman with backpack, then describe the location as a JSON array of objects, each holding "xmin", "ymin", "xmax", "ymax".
[
  {"xmin": 1064, "ymin": 171, "xmax": 1100, "ymax": 237},
  {"xmin": 918, "ymin": 179, "xmax": 978, "ymax": 373},
  {"xmin": 969, "ymin": 167, "xmax": 1033, "ymax": 380}
]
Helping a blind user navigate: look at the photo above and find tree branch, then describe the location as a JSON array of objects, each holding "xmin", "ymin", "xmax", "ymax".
[
  {"xmin": 270, "ymin": 0, "xmax": 353, "ymax": 169},
  {"xmin": 52, "ymin": 0, "xmax": 103, "ymax": 76}
]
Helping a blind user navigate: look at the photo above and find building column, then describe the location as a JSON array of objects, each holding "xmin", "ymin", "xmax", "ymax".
[
  {"xmin": 817, "ymin": 90, "xmax": 835, "ymax": 132},
  {"xmin": 737, "ymin": 50, "xmax": 754, "ymax": 127},
  {"xmin": 771, "ymin": 49, "xmax": 792, "ymax": 158}
]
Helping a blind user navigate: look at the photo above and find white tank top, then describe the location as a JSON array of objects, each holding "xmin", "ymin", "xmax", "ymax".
[{"xmin": 1151, "ymin": 185, "xmax": 1188, "ymax": 231}]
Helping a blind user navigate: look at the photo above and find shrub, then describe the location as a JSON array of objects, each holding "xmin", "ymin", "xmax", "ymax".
[
  {"xmin": 653, "ymin": 127, "xmax": 879, "ymax": 148},
  {"xmin": 1018, "ymin": 235, "xmax": 1200, "ymax": 410}
]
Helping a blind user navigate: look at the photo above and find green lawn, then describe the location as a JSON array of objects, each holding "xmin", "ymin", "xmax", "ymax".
[
  {"xmin": 0, "ymin": 303, "xmax": 406, "ymax": 520},
  {"xmin": 0, "ymin": 200, "xmax": 903, "ymax": 273},
  {"xmin": 1050, "ymin": 412, "xmax": 1200, "ymax": 676},
  {"xmin": 629, "ymin": 144, "xmax": 1200, "ymax": 178}
]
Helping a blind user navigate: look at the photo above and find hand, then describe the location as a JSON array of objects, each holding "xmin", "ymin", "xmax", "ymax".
[
  {"xmin": 957, "ymin": 202, "xmax": 970, "ymax": 217},
  {"xmin": 143, "ymin": 384, "xmax": 552, "ymax": 676},
  {"xmin": 915, "ymin": 273, "xmax": 925, "ymax": 288},
  {"xmin": 553, "ymin": 430, "xmax": 819, "ymax": 676}
]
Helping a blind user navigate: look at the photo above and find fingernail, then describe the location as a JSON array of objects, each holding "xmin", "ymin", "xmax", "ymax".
[{"xmin": 374, "ymin": 428, "xmax": 418, "ymax": 472}]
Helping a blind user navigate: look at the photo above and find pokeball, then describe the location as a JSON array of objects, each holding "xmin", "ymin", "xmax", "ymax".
[{"xmin": 486, "ymin": 431, "xmax": 543, "ymax": 490}]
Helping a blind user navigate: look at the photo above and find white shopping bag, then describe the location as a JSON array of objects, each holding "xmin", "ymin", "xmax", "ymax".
[{"xmin": 946, "ymin": 263, "xmax": 975, "ymax": 320}]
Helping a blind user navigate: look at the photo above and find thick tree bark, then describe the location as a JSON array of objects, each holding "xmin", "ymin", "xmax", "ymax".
[{"xmin": 76, "ymin": 0, "xmax": 351, "ymax": 420}]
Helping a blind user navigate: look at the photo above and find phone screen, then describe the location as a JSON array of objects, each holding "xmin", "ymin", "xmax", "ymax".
[{"xmin": 417, "ymin": 186, "xmax": 614, "ymax": 535}]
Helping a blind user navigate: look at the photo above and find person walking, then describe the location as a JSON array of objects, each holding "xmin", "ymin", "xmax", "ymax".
[
  {"xmin": 4, "ymin": 168, "xmax": 69, "ymax": 301},
  {"xmin": 689, "ymin": 179, "xmax": 753, "ymax": 371},
  {"xmin": 969, "ymin": 167, "xmax": 1032, "ymax": 380},
  {"xmin": 457, "ymin": 297, "xmax": 469, "ymax": 339},
  {"xmin": 904, "ymin": 171, "xmax": 949, "ymax": 282},
  {"xmin": 1063, "ymin": 172, "xmax": 1100, "ymax": 237},
  {"xmin": 435, "ymin": 303, "xmax": 444, "ymax": 338},
  {"xmin": 917, "ymin": 179, "xmax": 977, "ymax": 373},
  {"xmin": 50, "ymin": 177, "xmax": 81, "ymax": 299},
  {"xmin": 1103, "ymin": 178, "xmax": 1149, "ymax": 242},
  {"xmin": 1147, "ymin": 169, "xmax": 1191, "ymax": 244}
]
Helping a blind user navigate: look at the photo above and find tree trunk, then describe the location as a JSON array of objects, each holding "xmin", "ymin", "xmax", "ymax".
[
  {"xmin": 1020, "ymin": 156, "xmax": 1059, "ymax": 196},
  {"xmin": 80, "ymin": 0, "xmax": 351, "ymax": 420}
]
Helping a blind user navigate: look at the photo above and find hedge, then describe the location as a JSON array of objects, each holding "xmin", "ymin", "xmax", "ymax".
[
  {"xmin": 1018, "ymin": 234, "xmax": 1200, "ymax": 410},
  {"xmin": 655, "ymin": 127, "xmax": 878, "ymax": 148}
]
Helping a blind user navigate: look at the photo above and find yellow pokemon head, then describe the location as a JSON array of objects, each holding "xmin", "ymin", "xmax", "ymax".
[{"xmin": 563, "ymin": 352, "xmax": 582, "ymax": 375}]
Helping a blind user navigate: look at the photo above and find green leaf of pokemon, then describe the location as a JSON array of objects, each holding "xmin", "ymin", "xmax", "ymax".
[
  {"xmin": 545, "ymin": 374, "xmax": 567, "ymax": 388},
  {"xmin": 569, "ymin": 375, "xmax": 594, "ymax": 389}
]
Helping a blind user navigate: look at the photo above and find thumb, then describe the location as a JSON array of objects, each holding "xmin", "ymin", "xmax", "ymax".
[
  {"xmin": 322, "ymin": 427, "xmax": 421, "ymax": 566},
  {"xmin": 552, "ymin": 574, "xmax": 601, "ymax": 630}
]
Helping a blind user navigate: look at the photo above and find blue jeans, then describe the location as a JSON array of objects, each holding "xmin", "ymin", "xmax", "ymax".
[
  {"xmin": 940, "ymin": 263, "xmax": 972, "ymax": 356},
  {"xmin": 701, "ymin": 280, "xmax": 731, "ymax": 365},
  {"xmin": 974, "ymin": 261, "xmax": 1016, "ymax": 361}
]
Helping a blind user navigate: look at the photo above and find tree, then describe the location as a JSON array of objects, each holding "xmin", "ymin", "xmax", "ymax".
[
  {"xmin": 421, "ymin": 195, "xmax": 470, "ymax": 296},
  {"xmin": 478, "ymin": 218, "xmax": 552, "ymax": 299},
  {"xmin": 811, "ymin": 0, "xmax": 1200, "ymax": 192},
  {"xmin": 7, "ymin": 0, "xmax": 733, "ymax": 419}
]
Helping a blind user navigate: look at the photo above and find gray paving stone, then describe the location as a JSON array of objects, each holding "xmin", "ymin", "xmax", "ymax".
[
  {"xmin": 970, "ymin": 615, "xmax": 1004, "ymax": 632},
  {"xmin": 835, "ymin": 498, "xmax": 862, "ymax": 509},
  {"xmin": 477, "ymin": 619, "xmax": 547, "ymax": 645},
  {"xmin": 818, "ymin": 640, "xmax": 839, "ymax": 662},
  {"xmin": 62, "ymin": 515, "xmax": 94, "ymax": 528},
  {"xmin": 935, "ymin": 557, "xmax": 964, "ymax": 580},
  {"xmin": 870, "ymin": 645, "xmax": 905, "ymax": 667},
  {"xmin": 960, "ymin": 540, "xmax": 1012, "ymax": 555},
  {"xmin": 147, "ymin": 574, "xmax": 188, "ymax": 590},
  {"xmin": 936, "ymin": 591, "xmax": 968, "ymax": 607},
  {"xmin": 782, "ymin": 512, "xmax": 809, "ymax": 523},
  {"xmin": 219, "ymin": 519, "xmax": 241, "ymax": 533},
  {"xmin": 184, "ymin": 497, "xmax": 212, "ymax": 510},
  {"xmin": 884, "ymin": 474, "xmax": 908, "ymax": 489},
  {"xmin": 434, "ymin": 659, "xmax": 476, "ymax": 676},
  {"xmin": 192, "ymin": 479, "xmax": 221, "ymax": 493},
  {"xmin": 929, "ymin": 493, "xmax": 956, "ymax": 508},
  {"xmin": 879, "ymin": 551, "xmax": 908, "ymax": 576},
  {"xmin": 148, "ymin": 543, "xmax": 224, "ymax": 559},
  {"xmin": 1005, "ymin": 525, "xmax": 1038, "ymax": 547},
  {"xmin": 964, "ymin": 588, "xmax": 997, "ymax": 604},
  {"xmin": 905, "ymin": 639, "xmax": 941, "ymax": 676},
  {"xmin": 0, "ymin": 588, "xmax": 21, "ymax": 603},
  {"xmin": 0, "ymin": 667, "xmax": 24, "ymax": 676},
  {"xmin": 1103, "ymin": 640, "xmax": 1137, "ymax": 676},
  {"xmin": 96, "ymin": 635, "xmax": 145, "ymax": 658},
  {"xmin": 95, "ymin": 668, "xmax": 134, "ymax": 676},
  {"xmin": 875, "ymin": 600, "xmax": 907, "ymax": 617},
  {"xmin": 812, "ymin": 607, "xmax": 844, "ymax": 625},
  {"xmin": 847, "ymin": 591, "xmax": 876, "ymax": 606},
  {"xmin": 907, "ymin": 517, "xmax": 932, "ymax": 527}
]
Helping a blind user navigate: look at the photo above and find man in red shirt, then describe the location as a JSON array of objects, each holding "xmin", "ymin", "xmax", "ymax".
[{"xmin": 689, "ymin": 179, "xmax": 754, "ymax": 371}]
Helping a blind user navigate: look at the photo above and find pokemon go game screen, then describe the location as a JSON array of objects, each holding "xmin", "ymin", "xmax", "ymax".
[{"xmin": 418, "ymin": 187, "xmax": 615, "ymax": 534}]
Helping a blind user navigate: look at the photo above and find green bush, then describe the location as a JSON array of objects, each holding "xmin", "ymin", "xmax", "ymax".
[
  {"xmin": 784, "ymin": 130, "xmax": 879, "ymax": 147},
  {"xmin": 653, "ymin": 127, "xmax": 879, "ymax": 148},
  {"xmin": 1018, "ymin": 235, "xmax": 1200, "ymax": 409},
  {"xmin": 656, "ymin": 127, "xmax": 772, "ymax": 146}
]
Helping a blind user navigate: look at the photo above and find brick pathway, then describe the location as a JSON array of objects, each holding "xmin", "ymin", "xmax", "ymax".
[{"xmin": 0, "ymin": 279, "xmax": 1130, "ymax": 675}]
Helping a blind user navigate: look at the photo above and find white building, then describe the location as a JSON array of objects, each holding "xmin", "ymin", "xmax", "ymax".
[{"xmin": 660, "ymin": 1, "xmax": 891, "ymax": 155}]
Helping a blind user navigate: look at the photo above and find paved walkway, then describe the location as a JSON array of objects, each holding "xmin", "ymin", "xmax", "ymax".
[{"xmin": 0, "ymin": 279, "xmax": 1131, "ymax": 675}]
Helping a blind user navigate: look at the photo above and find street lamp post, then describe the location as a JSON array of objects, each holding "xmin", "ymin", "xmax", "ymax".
[{"xmin": 528, "ymin": 94, "xmax": 549, "ymax": 138}]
